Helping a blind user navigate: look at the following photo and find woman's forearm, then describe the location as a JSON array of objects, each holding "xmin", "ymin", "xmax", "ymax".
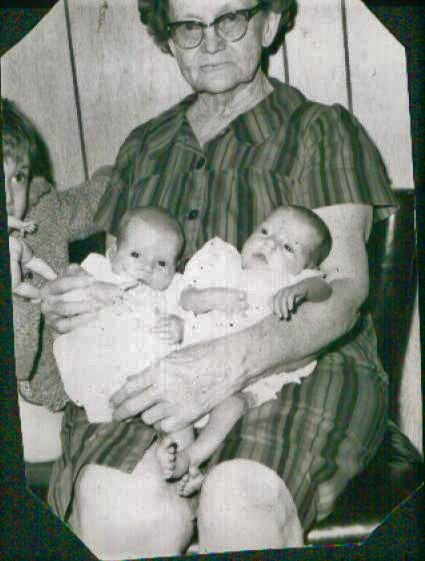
[{"xmin": 227, "ymin": 278, "xmax": 362, "ymax": 386}]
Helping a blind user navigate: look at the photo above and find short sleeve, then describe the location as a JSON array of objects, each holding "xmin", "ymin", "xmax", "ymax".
[
  {"xmin": 94, "ymin": 123, "xmax": 150, "ymax": 236},
  {"xmin": 292, "ymin": 103, "xmax": 399, "ymax": 223}
]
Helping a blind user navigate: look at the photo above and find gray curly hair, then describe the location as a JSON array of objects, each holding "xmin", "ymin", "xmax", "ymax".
[{"xmin": 137, "ymin": 0, "xmax": 297, "ymax": 54}]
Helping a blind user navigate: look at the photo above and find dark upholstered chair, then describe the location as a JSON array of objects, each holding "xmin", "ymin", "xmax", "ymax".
[
  {"xmin": 307, "ymin": 189, "xmax": 423, "ymax": 545},
  {"xmin": 25, "ymin": 190, "xmax": 423, "ymax": 546}
]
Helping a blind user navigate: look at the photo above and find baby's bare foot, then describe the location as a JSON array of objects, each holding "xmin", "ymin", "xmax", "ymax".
[
  {"xmin": 177, "ymin": 466, "xmax": 204, "ymax": 497},
  {"xmin": 156, "ymin": 436, "xmax": 190, "ymax": 481},
  {"xmin": 156, "ymin": 437, "xmax": 178, "ymax": 480}
]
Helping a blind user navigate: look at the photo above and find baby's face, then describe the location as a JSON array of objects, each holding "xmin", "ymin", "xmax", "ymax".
[
  {"xmin": 241, "ymin": 209, "xmax": 316, "ymax": 275},
  {"xmin": 4, "ymin": 155, "xmax": 30, "ymax": 225},
  {"xmin": 111, "ymin": 219, "xmax": 179, "ymax": 290}
]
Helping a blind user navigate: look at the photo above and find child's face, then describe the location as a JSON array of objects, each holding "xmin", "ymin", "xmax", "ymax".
[
  {"xmin": 111, "ymin": 219, "xmax": 179, "ymax": 290},
  {"xmin": 3, "ymin": 155, "xmax": 30, "ymax": 224},
  {"xmin": 241, "ymin": 209, "xmax": 317, "ymax": 275}
]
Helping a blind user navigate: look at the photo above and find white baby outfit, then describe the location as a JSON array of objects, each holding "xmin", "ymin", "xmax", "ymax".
[{"xmin": 54, "ymin": 238, "xmax": 321, "ymax": 422}]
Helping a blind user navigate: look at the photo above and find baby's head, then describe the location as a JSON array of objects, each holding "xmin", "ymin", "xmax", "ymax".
[
  {"xmin": 2, "ymin": 98, "xmax": 38, "ymax": 227},
  {"xmin": 241, "ymin": 206, "xmax": 332, "ymax": 275},
  {"xmin": 110, "ymin": 206, "xmax": 184, "ymax": 290}
]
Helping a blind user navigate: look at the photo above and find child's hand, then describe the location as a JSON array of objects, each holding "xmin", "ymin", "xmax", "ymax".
[
  {"xmin": 272, "ymin": 282, "xmax": 308, "ymax": 320},
  {"xmin": 151, "ymin": 314, "xmax": 184, "ymax": 344},
  {"xmin": 20, "ymin": 220, "xmax": 38, "ymax": 235}
]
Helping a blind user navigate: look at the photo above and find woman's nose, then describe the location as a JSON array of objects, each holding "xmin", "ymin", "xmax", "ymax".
[{"xmin": 201, "ymin": 25, "xmax": 225, "ymax": 54}]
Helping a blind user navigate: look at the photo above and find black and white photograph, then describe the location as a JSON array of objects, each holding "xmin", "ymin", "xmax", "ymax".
[{"xmin": 0, "ymin": 1, "xmax": 423, "ymax": 560}]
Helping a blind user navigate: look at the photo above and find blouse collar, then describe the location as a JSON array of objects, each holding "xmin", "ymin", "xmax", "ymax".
[{"xmin": 153, "ymin": 78, "xmax": 305, "ymax": 153}]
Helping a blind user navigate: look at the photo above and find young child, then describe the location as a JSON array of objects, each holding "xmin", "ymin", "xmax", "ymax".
[
  {"xmin": 3, "ymin": 99, "xmax": 57, "ymax": 299},
  {"xmin": 54, "ymin": 204, "xmax": 332, "ymax": 496},
  {"xmin": 1, "ymin": 97, "xmax": 112, "ymax": 418}
]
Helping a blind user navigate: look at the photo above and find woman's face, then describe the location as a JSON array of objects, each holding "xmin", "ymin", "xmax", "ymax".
[{"xmin": 168, "ymin": 0, "xmax": 280, "ymax": 94}]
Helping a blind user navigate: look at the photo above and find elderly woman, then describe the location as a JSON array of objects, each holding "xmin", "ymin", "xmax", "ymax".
[{"xmin": 41, "ymin": 0, "xmax": 398, "ymax": 558}]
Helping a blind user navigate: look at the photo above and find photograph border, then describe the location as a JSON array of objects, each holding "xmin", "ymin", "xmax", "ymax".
[{"xmin": 1, "ymin": 1, "xmax": 423, "ymax": 560}]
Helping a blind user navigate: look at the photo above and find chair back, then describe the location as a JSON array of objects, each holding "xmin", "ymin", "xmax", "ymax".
[{"xmin": 367, "ymin": 189, "xmax": 417, "ymax": 420}]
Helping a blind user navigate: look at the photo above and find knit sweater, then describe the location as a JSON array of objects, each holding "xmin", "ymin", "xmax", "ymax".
[{"xmin": 13, "ymin": 172, "xmax": 111, "ymax": 411}]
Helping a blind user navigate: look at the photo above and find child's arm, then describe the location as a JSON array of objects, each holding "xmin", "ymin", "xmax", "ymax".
[
  {"xmin": 7, "ymin": 215, "xmax": 37, "ymax": 235},
  {"xmin": 179, "ymin": 286, "xmax": 248, "ymax": 315},
  {"xmin": 272, "ymin": 276, "xmax": 332, "ymax": 320},
  {"xmin": 58, "ymin": 169, "xmax": 112, "ymax": 242},
  {"xmin": 25, "ymin": 256, "xmax": 57, "ymax": 281}
]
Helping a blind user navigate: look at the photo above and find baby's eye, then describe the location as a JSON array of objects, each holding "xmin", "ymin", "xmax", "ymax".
[
  {"xmin": 260, "ymin": 228, "xmax": 268, "ymax": 235},
  {"xmin": 130, "ymin": 251, "xmax": 140, "ymax": 258},
  {"xmin": 283, "ymin": 243, "xmax": 294, "ymax": 254},
  {"xmin": 157, "ymin": 260, "xmax": 166, "ymax": 268}
]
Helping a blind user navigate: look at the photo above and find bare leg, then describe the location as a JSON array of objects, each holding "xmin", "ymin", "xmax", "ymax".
[
  {"xmin": 198, "ymin": 459, "xmax": 304, "ymax": 553},
  {"xmin": 177, "ymin": 393, "xmax": 249, "ymax": 496},
  {"xmin": 72, "ymin": 440, "xmax": 194, "ymax": 560}
]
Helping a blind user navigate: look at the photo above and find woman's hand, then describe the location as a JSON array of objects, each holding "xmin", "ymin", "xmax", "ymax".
[
  {"xmin": 110, "ymin": 337, "xmax": 245, "ymax": 433},
  {"xmin": 40, "ymin": 263, "xmax": 122, "ymax": 334}
]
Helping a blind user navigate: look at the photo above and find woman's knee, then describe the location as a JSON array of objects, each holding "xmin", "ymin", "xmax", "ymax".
[
  {"xmin": 198, "ymin": 460, "xmax": 303, "ymax": 550},
  {"xmin": 74, "ymin": 462, "xmax": 194, "ymax": 557},
  {"xmin": 200, "ymin": 459, "xmax": 288, "ymax": 509}
]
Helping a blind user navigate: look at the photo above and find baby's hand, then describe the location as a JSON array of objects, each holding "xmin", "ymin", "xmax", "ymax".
[
  {"xmin": 272, "ymin": 282, "xmax": 308, "ymax": 320},
  {"xmin": 205, "ymin": 287, "xmax": 249, "ymax": 315},
  {"xmin": 151, "ymin": 314, "xmax": 184, "ymax": 344}
]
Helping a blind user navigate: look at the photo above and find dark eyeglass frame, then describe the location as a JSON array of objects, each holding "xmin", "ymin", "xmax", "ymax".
[{"xmin": 167, "ymin": 3, "xmax": 265, "ymax": 50}]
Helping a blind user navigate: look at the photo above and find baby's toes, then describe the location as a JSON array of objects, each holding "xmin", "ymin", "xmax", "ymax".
[{"xmin": 163, "ymin": 442, "xmax": 178, "ymax": 479}]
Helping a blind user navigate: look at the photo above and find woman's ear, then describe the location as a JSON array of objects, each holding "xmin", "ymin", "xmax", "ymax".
[
  {"xmin": 262, "ymin": 10, "xmax": 281, "ymax": 48},
  {"xmin": 168, "ymin": 38, "xmax": 176, "ymax": 57}
]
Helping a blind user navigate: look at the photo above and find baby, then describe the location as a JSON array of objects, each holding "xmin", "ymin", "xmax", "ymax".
[
  {"xmin": 3, "ymin": 99, "xmax": 57, "ymax": 299},
  {"xmin": 54, "ymin": 206, "xmax": 187, "ymax": 420},
  {"xmin": 54, "ymin": 204, "xmax": 332, "ymax": 497}
]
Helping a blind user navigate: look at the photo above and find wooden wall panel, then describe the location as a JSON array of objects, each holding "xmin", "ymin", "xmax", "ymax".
[
  {"xmin": 67, "ymin": 0, "xmax": 191, "ymax": 174},
  {"xmin": 346, "ymin": 0, "xmax": 414, "ymax": 188},
  {"xmin": 1, "ymin": 1, "xmax": 85, "ymax": 189},
  {"xmin": 268, "ymin": 49, "xmax": 286, "ymax": 83},
  {"xmin": 285, "ymin": 0, "xmax": 348, "ymax": 106}
]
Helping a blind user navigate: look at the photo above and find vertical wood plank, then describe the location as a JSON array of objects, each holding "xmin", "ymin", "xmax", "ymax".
[
  {"xmin": 67, "ymin": 0, "xmax": 192, "ymax": 174},
  {"xmin": 268, "ymin": 48, "xmax": 286, "ymax": 82},
  {"xmin": 346, "ymin": 0, "xmax": 414, "ymax": 188},
  {"xmin": 1, "ymin": 1, "xmax": 85, "ymax": 189},
  {"xmin": 284, "ymin": 0, "xmax": 348, "ymax": 106}
]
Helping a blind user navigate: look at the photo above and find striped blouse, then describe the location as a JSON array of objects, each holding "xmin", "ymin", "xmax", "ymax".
[{"xmin": 95, "ymin": 78, "xmax": 399, "ymax": 374}]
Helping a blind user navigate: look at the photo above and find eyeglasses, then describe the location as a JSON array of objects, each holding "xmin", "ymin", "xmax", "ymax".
[{"xmin": 167, "ymin": 3, "xmax": 264, "ymax": 50}]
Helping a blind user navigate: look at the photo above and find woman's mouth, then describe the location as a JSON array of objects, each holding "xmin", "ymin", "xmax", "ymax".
[{"xmin": 200, "ymin": 62, "xmax": 229, "ymax": 71}]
